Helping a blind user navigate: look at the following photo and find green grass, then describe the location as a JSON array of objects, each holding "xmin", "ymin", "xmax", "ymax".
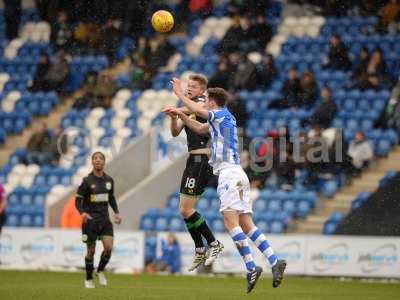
[{"xmin": 0, "ymin": 270, "xmax": 399, "ymax": 300}]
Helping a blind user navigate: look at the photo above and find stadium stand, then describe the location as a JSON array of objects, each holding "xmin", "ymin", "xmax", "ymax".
[{"xmin": 0, "ymin": 1, "xmax": 399, "ymax": 237}]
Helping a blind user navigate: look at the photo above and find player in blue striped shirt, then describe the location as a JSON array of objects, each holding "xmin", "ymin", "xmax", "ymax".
[{"xmin": 164, "ymin": 78, "xmax": 287, "ymax": 293}]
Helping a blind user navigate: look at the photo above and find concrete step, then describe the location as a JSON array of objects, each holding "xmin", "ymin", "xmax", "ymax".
[{"xmin": 291, "ymin": 147, "xmax": 400, "ymax": 234}]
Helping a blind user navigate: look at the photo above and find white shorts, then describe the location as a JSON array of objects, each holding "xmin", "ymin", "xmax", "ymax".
[{"xmin": 217, "ymin": 166, "xmax": 252, "ymax": 214}]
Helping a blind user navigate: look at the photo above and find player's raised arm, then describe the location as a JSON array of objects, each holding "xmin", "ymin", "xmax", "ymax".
[
  {"xmin": 165, "ymin": 106, "xmax": 185, "ymax": 137},
  {"xmin": 171, "ymin": 77, "xmax": 209, "ymax": 120},
  {"xmin": 164, "ymin": 107, "xmax": 209, "ymax": 135}
]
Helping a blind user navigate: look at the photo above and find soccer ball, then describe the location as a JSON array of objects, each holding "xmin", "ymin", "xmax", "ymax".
[{"xmin": 151, "ymin": 10, "xmax": 174, "ymax": 33}]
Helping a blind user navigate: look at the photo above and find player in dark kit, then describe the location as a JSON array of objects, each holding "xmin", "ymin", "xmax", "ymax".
[
  {"xmin": 166, "ymin": 74, "xmax": 223, "ymax": 271},
  {"xmin": 75, "ymin": 151, "xmax": 122, "ymax": 288}
]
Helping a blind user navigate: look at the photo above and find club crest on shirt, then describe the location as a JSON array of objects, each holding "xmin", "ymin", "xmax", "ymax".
[{"xmin": 106, "ymin": 182, "xmax": 112, "ymax": 190}]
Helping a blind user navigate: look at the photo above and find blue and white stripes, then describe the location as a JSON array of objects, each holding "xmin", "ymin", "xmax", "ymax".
[
  {"xmin": 229, "ymin": 227, "xmax": 256, "ymax": 272},
  {"xmin": 247, "ymin": 227, "xmax": 278, "ymax": 267},
  {"xmin": 207, "ymin": 108, "xmax": 240, "ymax": 173}
]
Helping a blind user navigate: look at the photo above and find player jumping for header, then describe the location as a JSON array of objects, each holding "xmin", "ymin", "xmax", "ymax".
[
  {"xmin": 166, "ymin": 74, "xmax": 223, "ymax": 271},
  {"xmin": 164, "ymin": 79, "xmax": 286, "ymax": 293}
]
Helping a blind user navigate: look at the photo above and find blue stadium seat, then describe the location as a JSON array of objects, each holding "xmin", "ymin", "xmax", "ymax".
[
  {"xmin": 255, "ymin": 220, "xmax": 269, "ymax": 233},
  {"xmin": 211, "ymin": 219, "xmax": 225, "ymax": 233},
  {"xmin": 330, "ymin": 212, "xmax": 344, "ymax": 223},
  {"xmin": 140, "ymin": 216, "xmax": 154, "ymax": 231},
  {"xmin": 196, "ymin": 198, "xmax": 209, "ymax": 210},
  {"xmin": 155, "ymin": 217, "xmax": 168, "ymax": 231},
  {"xmin": 320, "ymin": 180, "xmax": 338, "ymax": 198},
  {"xmin": 376, "ymin": 139, "xmax": 391, "ymax": 156},
  {"xmin": 323, "ymin": 221, "xmax": 337, "ymax": 234},
  {"xmin": 297, "ymin": 201, "xmax": 311, "ymax": 218},
  {"xmin": 20, "ymin": 214, "xmax": 32, "ymax": 227},
  {"xmin": 282, "ymin": 200, "xmax": 296, "ymax": 215},
  {"xmin": 33, "ymin": 215, "xmax": 44, "ymax": 227},
  {"xmin": 169, "ymin": 217, "xmax": 183, "ymax": 232},
  {"xmin": 167, "ymin": 196, "xmax": 180, "ymax": 209},
  {"xmin": 254, "ymin": 199, "xmax": 267, "ymax": 211},
  {"xmin": 268, "ymin": 199, "xmax": 281, "ymax": 212},
  {"xmin": 270, "ymin": 221, "xmax": 284, "ymax": 234},
  {"xmin": 6, "ymin": 214, "xmax": 19, "ymax": 226}
]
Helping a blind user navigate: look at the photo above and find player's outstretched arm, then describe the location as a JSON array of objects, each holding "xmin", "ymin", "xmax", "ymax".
[
  {"xmin": 171, "ymin": 77, "xmax": 208, "ymax": 119},
  {"xmin": 164, "ymin": 107, "xmax": 209, "ymax": 135},
  {"xmin": 165, "ymin": 107, "xmax": 185, "ymax": 137}
]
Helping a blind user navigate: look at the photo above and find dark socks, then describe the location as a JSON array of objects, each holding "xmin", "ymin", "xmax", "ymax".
[
  {"xmin": 184, "ymin": 212, "xmax": 204, "ymax": 250},
  {"xmin": 97, "ymin": 251, "xmax": 111, "ymax": 273},
  {"xmin": 185, "ymin": 211, "xmax": 216, "ymax": 247},
  {"xmin": 85, "ymin": 256, "xmax": 94, "ymax": 280}
]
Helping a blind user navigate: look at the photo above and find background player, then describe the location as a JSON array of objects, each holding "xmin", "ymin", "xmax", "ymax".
[
  {"xmin": 166, "ymin": 74, "xmax": 223, "ymax": 271},
  {"xmin": 165, "ymin": 79, "xmax": 287, "ymax": 293},
  {"xmin": 75, "ymin": 151, "xmax": 122, "ymax": 288}
]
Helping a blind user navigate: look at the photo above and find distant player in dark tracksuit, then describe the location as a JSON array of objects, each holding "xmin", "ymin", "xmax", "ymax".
[{"xmin": 76, "ymin": 151, "xmax": 122, "ymax": 288}]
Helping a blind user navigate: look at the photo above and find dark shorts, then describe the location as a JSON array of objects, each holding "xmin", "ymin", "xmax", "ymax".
[
  {"xmin": 180, "ymin": 154, "xmax": 213, "ymax": 197},
  {"xmin": 82, "ymin": 219, "xmax": 113, "ymax": 244}
]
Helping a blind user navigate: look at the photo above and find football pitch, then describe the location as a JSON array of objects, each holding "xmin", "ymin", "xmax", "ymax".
[{"xmin": 0, "ymin": 270, "xmax": 399, "ymax": 300}]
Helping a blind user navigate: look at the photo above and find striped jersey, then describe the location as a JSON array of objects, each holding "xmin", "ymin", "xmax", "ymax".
[{"xmin": 208, "ymin": 107, "xmax": 240, "ymax": 174}]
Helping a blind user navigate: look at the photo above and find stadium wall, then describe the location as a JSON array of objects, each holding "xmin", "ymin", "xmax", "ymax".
[
  {"xmin": 157, "ymin": 232, "xmax": 400, "ymax": 278},
  {"xmin": 1, "ymin": 228, "xmax": 399, "ymax": 278}
]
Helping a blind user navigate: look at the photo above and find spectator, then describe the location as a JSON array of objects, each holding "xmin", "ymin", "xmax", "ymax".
[
  {"xmin": 26, "ymin": 121, "xmax": 53, "ymax": 166},
  {"xmin": 255, "ymin": 54, "xmax": 278, "ymax": 89},
  {"xmin": 275, "ymin": 147, "xmax": 296, "ymax": 191},
  {"xmin": 50, "ymin": 11, "xmax": 73, "ymax": 51},
  {"xmin": 130, "ymin": 57, "xmax": 152, "ymax": 90},
  {"xmin": 375, "ymin": 78, "xmax": 400, "ymax": 132},
  {"xmin": 296, "ymin": 70, "xmax": 319, "ymax": 109},
  {"xmin": 323, "ymin": 35, "xmax": 351, "ymax": 70},
  {"xmin": 351, "ymin": 47, "xmax": 370, "ymax": 84},
  {"xmin": 29, "ymin": 52, "xmax": 51, "ymax": 92},
  {"xmin": 304, "ymin": 126, "xmax": 331, "ymax": 185},
  {"xmin": 0, "ymin": 183, "xmax": 6, "ymax": 237},
  {"xmin": 72, "ymin": 71, "xmax": 99, "ymax": 109},
  {"xmin": 217, "ymin": 17, "xmax": 245, "ymax": 55},
  {"xmin": 233, "ymin": 54, "xmax": 257, "ymax": 91},
  {"xmin": 189, "ymin": 0, "xmax": 213, "ymax": 16},
  {"xmin": 155, "ymin": 233, "xmax": 181, "ymax": 274},
  {"xmin": 131, "ymin": 36, "xmax": 151, "ymax": 64},
  {"xmin": 99, "ymin": 19, "xmax": 121, "ymax": 65},
  {"xmin": 209, "ymin": 57, "xmax": 232, "ymax": 90},
  {"xmin": 354, "ymin": 48, "xmax": 390, "ymax": 90},
  {"xmin": 227, "ymin": 94, "xmax": 248, "ymax": 129},
  {"xmin": 4, "ymin": 0, "xmax": 21, "ymax": 41},
  {"xmin": 269, "ymin": 68, "xmax": 301, "ymax": 109},
  {"xmin": 248, "ymin": 15, "xmax": 273, "ymax": 50},
  {"xmin": 147, "ymin": 35, "xmax": 175, "ymax": 74},
  {"xmin": 94, "ymin": 73, "xmax": 117, "ymax": 107},
  {"xmin": 305, "ymin": 86, "xmax": 337, "ymax": 128},
  {"xmin": 376, "ymin": 0, "xmax": 400, "ymax": 34},
  {"xmin": 44, "ymin": 49, "xmax": 70, "ymax": 92},
  {"xmin": 50, "ymin": 126, "xmax": 68, "ymax": 164},
  {"xmin": 73, "ymin": 21, "xmax": 104, "ymax": 52},
  {"xmin": 347, "ymin": 131, "xmax": 374, "ymax": 175}
]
